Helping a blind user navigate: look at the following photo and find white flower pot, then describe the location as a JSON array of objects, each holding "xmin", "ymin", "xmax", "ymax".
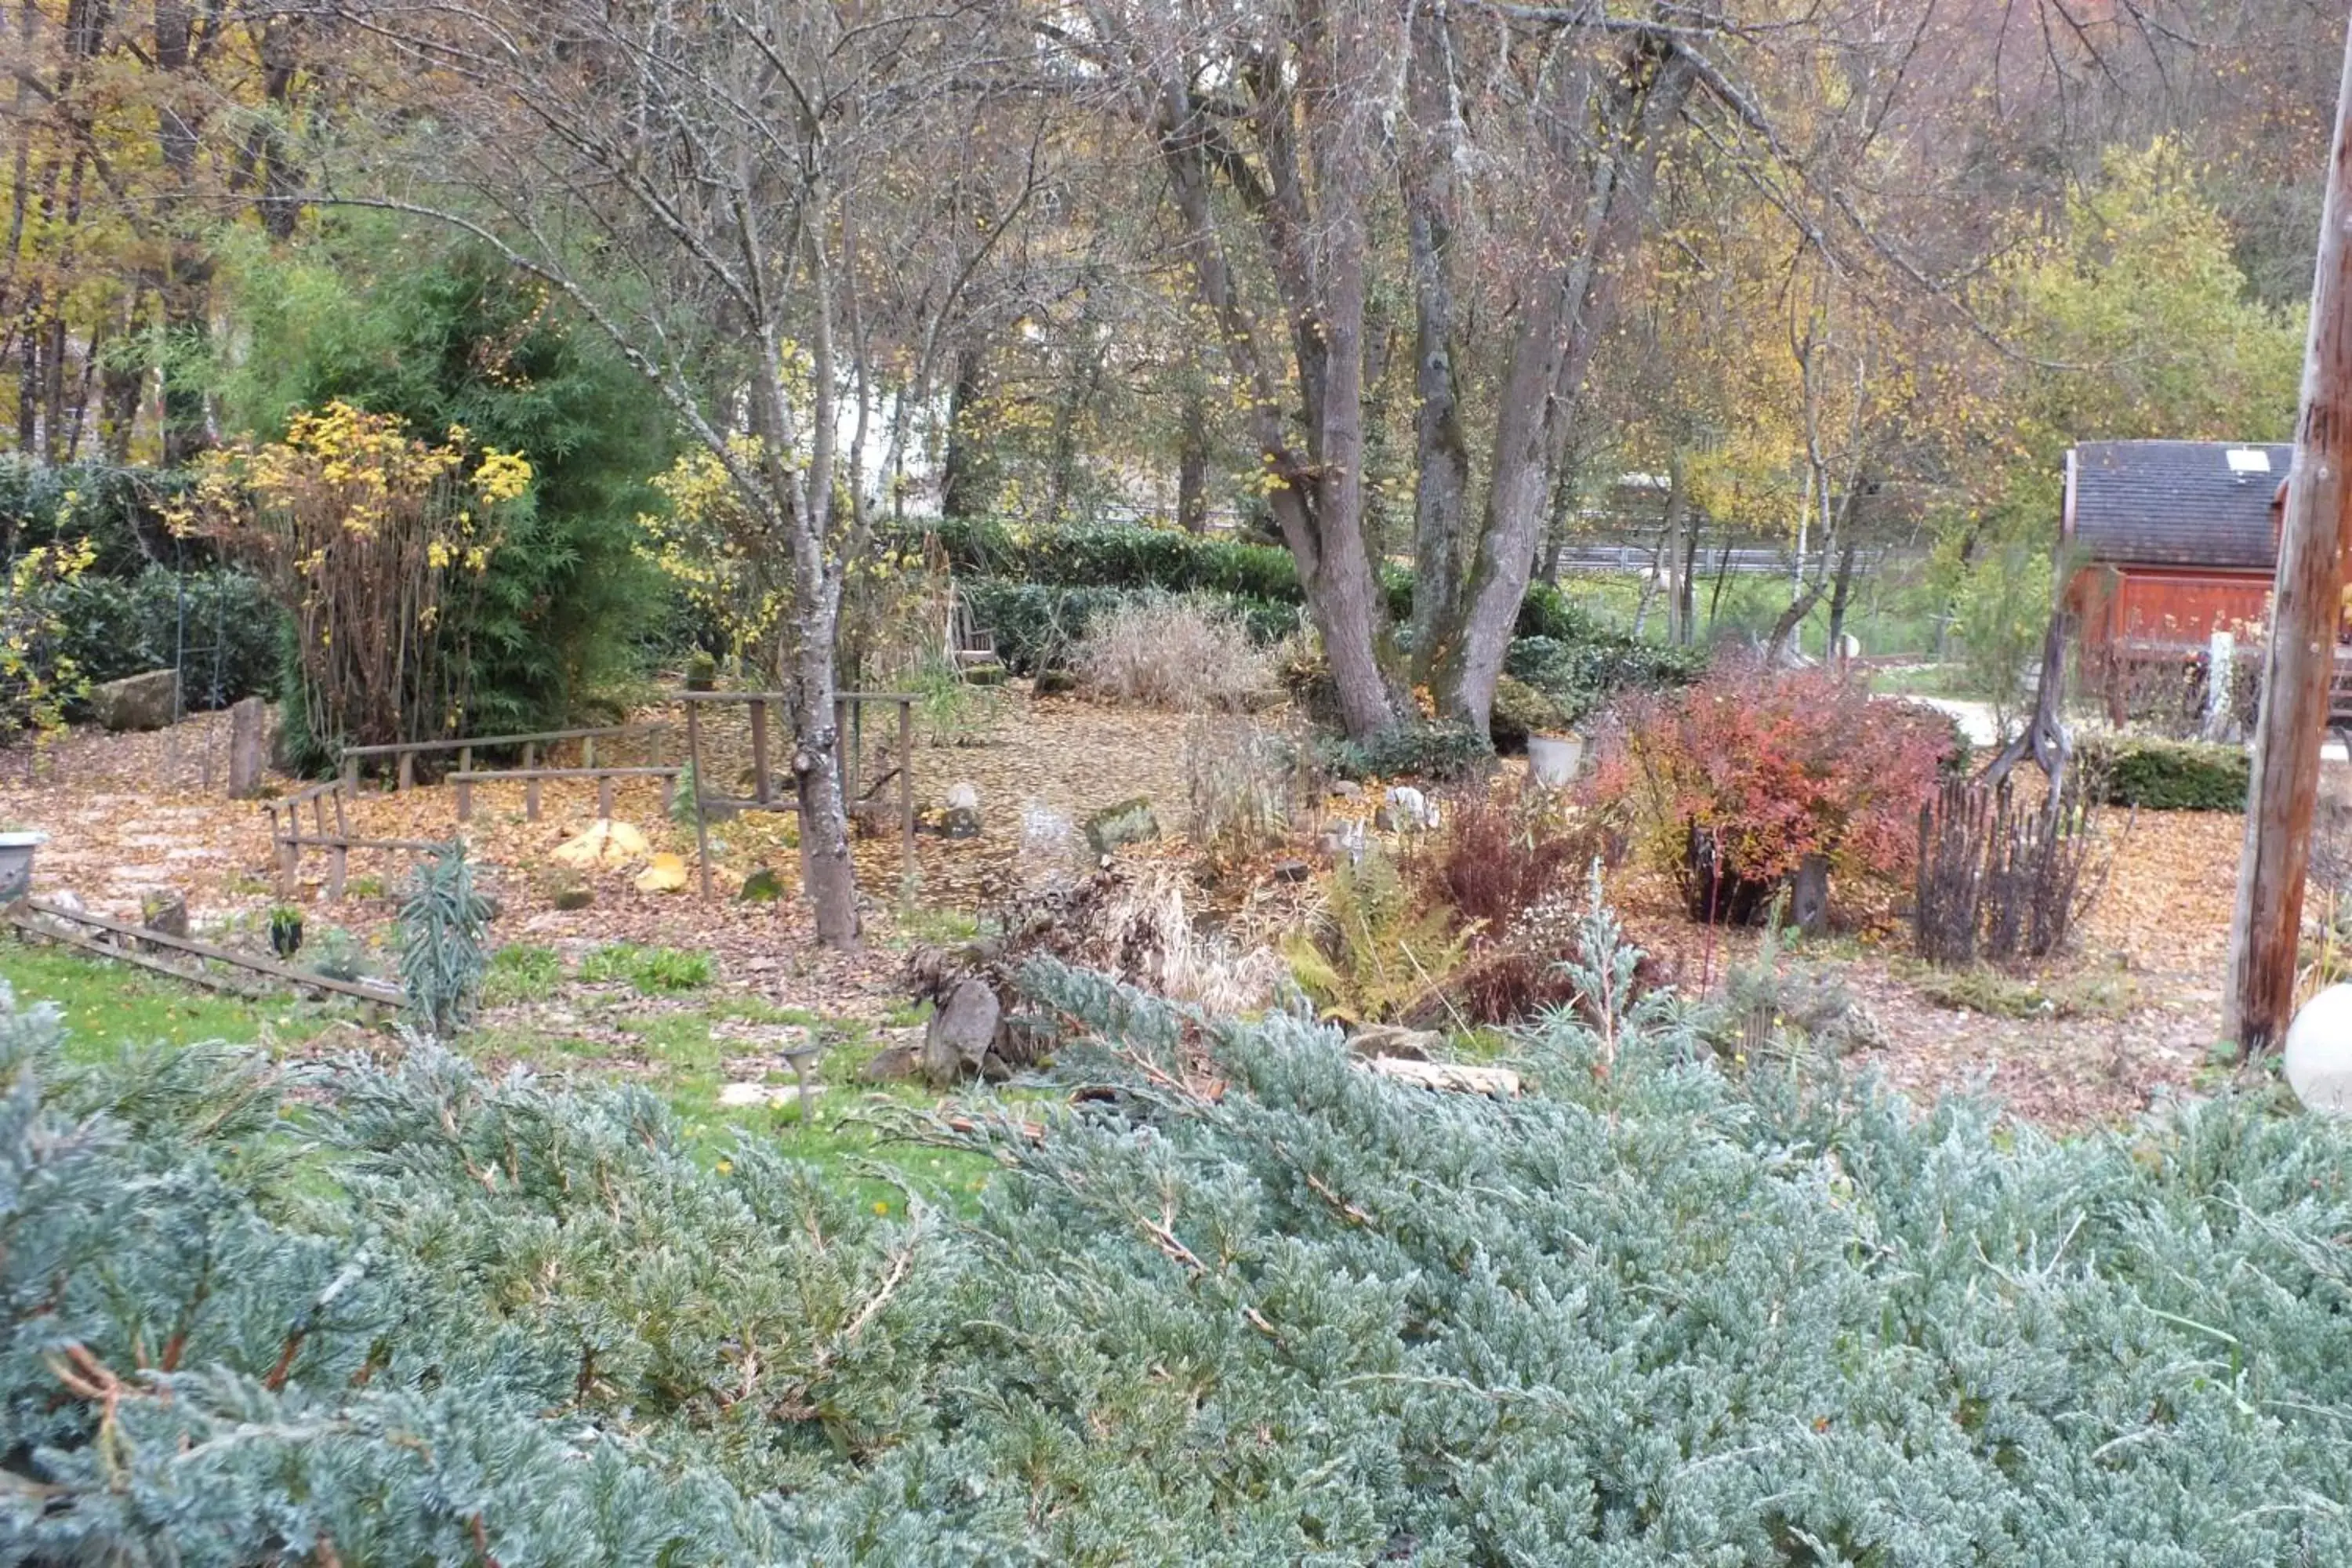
[
  {"xmin": 0, "ymin": 831, "xmax": 45, "ymax": 904},
  {"xmin": 1526, "ymin": 732, "xmax": 1585, "ymax": 789}
]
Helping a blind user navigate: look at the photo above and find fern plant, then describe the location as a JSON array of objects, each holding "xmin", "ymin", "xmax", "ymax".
[
  {"xmin": 399, "ymin": 840, "xmax": 489, "ymax": 1037},
  {"xmin": 1280, "ymin": 845, "xmax": 1473, "ymax": 1026}
]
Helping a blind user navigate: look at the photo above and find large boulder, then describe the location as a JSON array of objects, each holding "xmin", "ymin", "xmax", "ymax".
[
  {"xmin": 942, "ymin": 782, "xmax": 982, "ymax": 840},
  {"xmin": 920, "ymin": 976, "xmax": 1001, "ymax": 1086},
  {"xmin": 91, "ymin": 669, "xmax": 179, "ymax": 732},
  {"xmin": 1083, "ymin": 797, "xmax": 1160, "ymax": 857}
]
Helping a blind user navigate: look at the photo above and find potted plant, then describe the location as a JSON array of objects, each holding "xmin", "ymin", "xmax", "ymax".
[
  {"xmin": 0, "ymin": 828, "xmax": 45, "ymax": 904},
  {"xmin": 1525, "ymin": 731, "xmax": 1585, "ymax": 789}
]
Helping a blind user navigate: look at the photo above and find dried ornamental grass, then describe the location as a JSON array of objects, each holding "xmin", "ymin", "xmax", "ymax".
[{"xmin": 1075, "ymin": 597, "xmax": 1276, "ymax": 712}]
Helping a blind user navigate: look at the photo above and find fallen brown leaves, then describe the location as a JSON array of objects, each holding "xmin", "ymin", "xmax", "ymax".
[{"xmin": 0, "ymin": 700, "xmax": 2273, "ymax": 1134}]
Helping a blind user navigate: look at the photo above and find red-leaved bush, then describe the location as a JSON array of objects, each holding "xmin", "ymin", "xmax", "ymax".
[{"xmin": 1587, "ymin": 659, "xmax": 1956, "ymax": 920}]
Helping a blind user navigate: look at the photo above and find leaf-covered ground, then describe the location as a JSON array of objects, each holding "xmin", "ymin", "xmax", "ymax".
[{"xmin": 0, "ymin": 692, "xmax": 2269, "ymax": 1133}]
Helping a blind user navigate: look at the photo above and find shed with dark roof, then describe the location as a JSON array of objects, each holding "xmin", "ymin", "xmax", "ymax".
[{"xmin": 2061, "ymin": 439, "xmax": 2290, "ymax": 656}]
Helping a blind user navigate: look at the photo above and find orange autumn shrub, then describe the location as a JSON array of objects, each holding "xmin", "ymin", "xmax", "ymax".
[{"xmin": 1588, "ymin": 659, "xmax": 1956, "ymax": 920}]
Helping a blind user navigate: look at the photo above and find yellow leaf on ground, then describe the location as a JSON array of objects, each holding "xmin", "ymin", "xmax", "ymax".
[
  {"xmin": 634, "ymin": 851, "xmax": 690, "ymax": 894},
  {"xmin": 554, "ymin": 818, "xmax": 650, "ymax": 870}
]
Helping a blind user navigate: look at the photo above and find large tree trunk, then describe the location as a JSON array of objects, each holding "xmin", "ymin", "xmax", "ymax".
[
  {"xmin": 152, "ymin": 0, "xmax": 215, "ymax": 466},
  {"xmin": 1150, "ymin": 55, "xmax": 1399, "ymax": 740},
  {"xmin": 1175, "ymin": 382, "xmax": 1210, "ymax": 532},
  {"xmin": 1439, "ymin": 49, "xmax": 1694, "ymax": 736},
  {"xmin": 1403, "ymin": 2, "xmax": 1468, "ymax": 681},
  {"xmin": 941, "ymin": 345, "xmax": 993, "ymax": 520},
  {"xmin": 790, "ymin": 630, "xmax": 860, "ymax": 949}
]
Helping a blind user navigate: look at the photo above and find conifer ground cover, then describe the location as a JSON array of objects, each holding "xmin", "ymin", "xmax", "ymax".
[{"xmin": 7, "ymin": 906, "xmax": 2352, "ymax": 1565}]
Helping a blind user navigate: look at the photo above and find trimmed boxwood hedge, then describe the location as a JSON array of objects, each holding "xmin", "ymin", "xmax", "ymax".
[
  {"xmin": 2081, "ymin": 735, "xmax": 2249, "ymax": 811},
  {"xmin": 959, "ymin": 581, "xmax": 1305, "ymax": 675}
]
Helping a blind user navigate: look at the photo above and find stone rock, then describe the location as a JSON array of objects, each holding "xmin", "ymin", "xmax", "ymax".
[
  {"xmin": 1790, "ymin": 854, "xmax": 1830, "ymax": 938},
  {"xmin": 1348, "ymin": 1022, "xmax": 1443, "ymax": 1062},
  {"xmin": 633, "ymin": 852, "xmax": 691, "ymax": 894},
  {"xmin": 2286, "ymin": 982, "xmax": 2352, "ymax": 1113},
  {"xmin": 552, "ymin": 882, "xmax": 594, "ymax": 912},
  {"xmin": 738, "ymin": 866, "xmax": 785, "ymax": 902},
  {"xmin": 140, "ymin": 889, "xmax": 189, "ymax": 942},
  {"xmin": 717, "ymin": 1080, "xmax": 824, "ymax": 1109},
  {"xmin": 942, "ymin": 781, "xmax": 982, "ymax": 839},
  {"xmin": 553, "ymin": 818, "xmax": 650, "ymax": 870},
  {"xmin": 1319, "ymin": 818, "xmax": 1367, "ymax": 862},
  {"xmin": 964, "ymin": 662, "xmax": 1007, "ymax": 687},
  {"xmin": 91, "ymin": 669, "xmax": 179, "ymax": 732},
  {"xmin": 859, "ymin": 1044, "xmax": 924, "ymax": 1083},
  {"xmin": 227, "ymin": 697, "xmax": 267, "ymax": 800},
  {"xmin": 1377, "ymin": 785, "xmax": 1438, "ymax": 833},
  {"xmin": 1017, "ymin": 803, "xmax": 1081, "ymax": 876},
  {"xmin": 921, "ymin": 976, "xmax": 1001, "ymax": 1086},
  {"xmin": 1329, "ymin": 780, "xmax": 1365, "ymax": 801},
  {"xmin": 1083, "ymin": 796, "xmax": 1160, "ymax": 857},
  {"xmin": 1361, "ymin": 1056, "xmax": 1522, "ymax": 1098}
]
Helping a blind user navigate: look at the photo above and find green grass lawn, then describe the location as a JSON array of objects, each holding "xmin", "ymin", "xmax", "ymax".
[
  {"xmin": 0, "ymin": 938, "xmax": 367, "ymax": 1064},
  {"xmin": 2, "ymin": 931, "xmax": 1000, "ymax": 1214}
]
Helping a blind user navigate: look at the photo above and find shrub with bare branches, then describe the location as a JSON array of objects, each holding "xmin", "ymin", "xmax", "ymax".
[
  {"xmin": 1423, "ymin": 781, "xmax": 1610, "ymax": 1023},
  {"xmin": 1185, "ymin": 717, "xmax": 1317, "ymax": 870}
]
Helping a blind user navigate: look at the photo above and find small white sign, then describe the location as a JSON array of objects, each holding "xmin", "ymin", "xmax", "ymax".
[{"xmin": 2227, "ymin": 448, "xmax": 2273, "ymax": 474}]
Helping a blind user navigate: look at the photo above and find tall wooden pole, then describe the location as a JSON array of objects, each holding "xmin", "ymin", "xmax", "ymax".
[{"xmin": 2225, "ymin": 15, "xmax": 2352, "ymax": 1055}]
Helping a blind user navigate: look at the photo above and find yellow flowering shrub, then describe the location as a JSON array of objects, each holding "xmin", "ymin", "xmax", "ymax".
[
  {"xmin": 0, "ymin": 537, "xmax": 96, "ymax": 743},
  {"xmin": 175, "ymin": 401, "xmax": 533, "ymax": 749}
]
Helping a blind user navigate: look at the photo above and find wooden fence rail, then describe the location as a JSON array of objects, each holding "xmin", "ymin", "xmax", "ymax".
[
  {"xmin": 341, "ymin": 723, "xmax": 655, "ymax": 791},
  {"xmin": 452, "ymin": 765, "xmax": 683, "ymax": 823}
]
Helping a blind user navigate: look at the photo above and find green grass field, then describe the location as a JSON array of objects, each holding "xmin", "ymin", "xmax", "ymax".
[
  {"xmin": 0, "ymin": 933, "xmax": 999, "ymax": 1214},
  {"xmin": 1545, "ymin": 559, "xmax": 1948, "ymax": 660}
]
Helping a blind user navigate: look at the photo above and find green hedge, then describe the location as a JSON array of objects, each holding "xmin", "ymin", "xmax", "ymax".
[
  {"xmin": 910, "ymin": 517, "xmax": 1304, "ymax": 604},
  {"xmin": 1320, "ymin": 719, "xmax": 1494, "ymax": 781},
  {"xmin": 959, "ymin": 580, "xmax": 1305, "ymax": 674},
  {"xmin": 46, "ymin": 566, "xmax": 285, "ymax": 713},
  {"xmin": 1505, "ymin": 633, "xmax": 1709, "ymax": 726},
  {"xmin": 917, "ymin": 518, "xmax": 1657, "ymax": 644},
  {"xmin": 0, "ymin": 459, "xmax": 193, "ymax": 578},
  {"xmin": 2081, "ymin": 735, "xmax": 2249, "ymax": 811}
]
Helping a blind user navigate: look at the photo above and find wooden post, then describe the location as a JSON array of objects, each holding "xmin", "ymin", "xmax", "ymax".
[
  {"xmin": 748, "ymin": 699, "xmax": 769, "ymax": 805},
  {"xmin": 524, "ymin": 742, "xmax": 541, "ymax": 821},
  {"xmin": 2228, "ymin": 16, "xmax": 2352, "ymax": 1057},
  {"xmin": 272, "ymin": 807, "xmax": 296, "ymax": 897},
  {"xmin": 342, "ymin": 753, "xmax": 358, "ymax": 793},
  {"xmin": 456, "ymin": 778, "xmax": 474, "ymax": 822},
  {"xmin": 597, "ymin": 773, "xmax": 614, "ymax": 819},
  {"xmin": 227, "ymin": 697, "xmax": 265, "ymax": 800},
  {"xmin": 898, "ymin": 695, "xmax": 915, "ymax": 890},
  {"xmin": 584, "ymin": 734, "xmax": 597, "ymax": 771},
  {"xmin": 686, "ymin": 700, "xmax": 713, "ymax": 899},
  {"xmin": 328, "ymin": 789, "xmax": 350, "ymax": 902},
  {"xmin": 397, "ymin": 751, "xmax": 415, "ymax": 793},
  {"xmin": 459, "ymin": 743, "xmax": 473, "ymax": 776}
]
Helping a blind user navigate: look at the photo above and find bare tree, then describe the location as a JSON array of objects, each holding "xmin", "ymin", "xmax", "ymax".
[
  {"xmin": 336, "ymin": 0, "xmax": 1022, "ymax": 948},
  {"xmin": 1048, "ymin": 0, "xmax": 1407, "ymax": 739}
]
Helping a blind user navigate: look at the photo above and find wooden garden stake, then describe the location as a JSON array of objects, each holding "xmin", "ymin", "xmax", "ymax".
[
  {"xmin": 898, "ymin": 695, "xmax": 915, "ymax": 891},
  {"xmin": 2227, "ymin": 13, "xmax": 2352, "ymax": 1056},
  {"xmin": 686, "ymin": 699, "xmax": 713, "ymax": 899}
]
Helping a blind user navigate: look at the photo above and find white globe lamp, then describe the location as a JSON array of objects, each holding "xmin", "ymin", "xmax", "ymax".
[{"xmin": 2284, "ymin": 983, "xmax": 2352, "ymax": 1113}]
